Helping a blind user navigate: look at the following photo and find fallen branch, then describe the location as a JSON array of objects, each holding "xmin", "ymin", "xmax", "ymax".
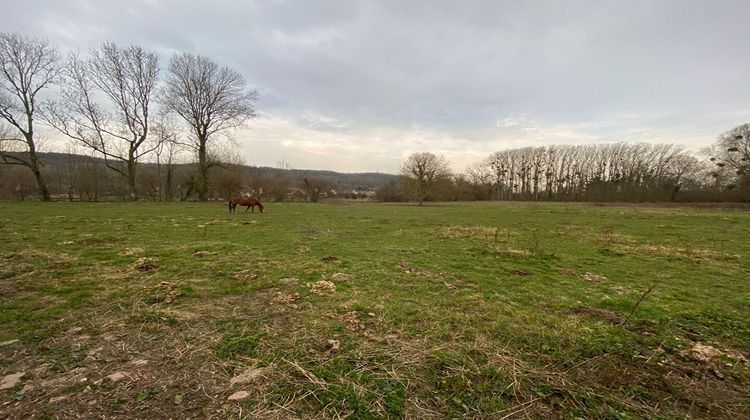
[{"xmin": 620, "ymin": 284, "xmax": 655, "ymax": 327}]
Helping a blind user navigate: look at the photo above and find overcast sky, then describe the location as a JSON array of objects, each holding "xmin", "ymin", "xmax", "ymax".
[{"xmin": 3, "ymin": 0, "xmax": 750, "ymax": 173}]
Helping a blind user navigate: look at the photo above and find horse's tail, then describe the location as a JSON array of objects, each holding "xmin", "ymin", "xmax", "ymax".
[{"xmin": 228, "ymin": 199, "xmax": 232, "ymax": 212}]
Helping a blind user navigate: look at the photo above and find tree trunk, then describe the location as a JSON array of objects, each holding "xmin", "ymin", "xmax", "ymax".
[
  {"xmin": 127, "ymin": 157, "xmax": 138, "ymax": 201},
  {"xmin": 27, "ymin": 135, "xmax": 51, "ymax": 202},
  {"xmin": 196, "ymin": 136, "xmax": 209, "ymax": 201},
  {"xmin": 165, "ymin": 164, "xmax": 173, "ymax": 202},
  {"xmin": 31, "ymin": 165, "xmax": 50, "ymax": 201}
]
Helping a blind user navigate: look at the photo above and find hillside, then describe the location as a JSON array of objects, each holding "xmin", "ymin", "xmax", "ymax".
[{"xmin": 26, "ymin": 152, "xmax": 399, "ymax": 192}]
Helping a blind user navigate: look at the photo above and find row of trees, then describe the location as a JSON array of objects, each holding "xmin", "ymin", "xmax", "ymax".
[
  {"xmin": 391, "ymin": 126, "xmax": 750, "ymax": 203},
  {"xmin": 0, "ymin": 149, "xmax": 387, "ymax": 202},
  {"xmin": 0, "ymin": 32, "xmax": 257, "ymax": 201}
]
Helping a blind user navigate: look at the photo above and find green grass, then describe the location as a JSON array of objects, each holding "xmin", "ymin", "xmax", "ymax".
[{"xmin": 0, "ymin": 201, "xmax": 748, "ymax": 418}]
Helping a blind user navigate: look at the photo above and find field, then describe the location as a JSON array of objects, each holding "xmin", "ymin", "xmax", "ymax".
[{"xmin": 0, "ymin": 201, "xmax": 748, "ymax": 418}]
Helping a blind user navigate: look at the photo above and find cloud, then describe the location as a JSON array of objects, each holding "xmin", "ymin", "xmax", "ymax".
[{"xmin": 3, "ymin": 0, "xmax": 750, "ymax": 173}]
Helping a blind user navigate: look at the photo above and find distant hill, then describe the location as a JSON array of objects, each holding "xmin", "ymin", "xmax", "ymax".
[
  {"xmin": 245, "ymin": 166, "xmax": 397, "ymax": 191},
  {"xmin": 31, "ymin": 152, "xmax": 398, "ymax": 191}
]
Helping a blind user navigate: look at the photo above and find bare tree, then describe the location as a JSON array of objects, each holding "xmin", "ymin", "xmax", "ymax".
[
  {"xmin": 707, "ymin": 123, "xmax": 750, "ymax": 190},
  {"xmin": 473, "ymin": 142, "xmax": 708, "ymax": 202},
  {"xmin": 466, "ymin": 160, "xmax": 493, "ymax": 200},
  {"xmin": 151, "ymin": 114, "xmax": 185, "ymax": 201},
  {"xmin": 302, "ymin": 177, "xmax": 332, "ymax": 203},
  {"xmin": 44, "ymin": 42, "xmax": 160, "ymax": 200},
  {"xmin": 0, "ymin": 32, "xmax": 59, "ymax": 201},
  {"xmin": 401, "ymin": 152, "xmax": 451, "ymax": 205},
  {"xmin": 162, "ymin": 53, "xmax": 258, "ymax": 201}
]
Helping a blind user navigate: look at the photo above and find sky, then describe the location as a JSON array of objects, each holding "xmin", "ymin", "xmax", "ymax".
[{"xmin": 2, "ymin": 0, "xmax": 750, "ymax": 173}]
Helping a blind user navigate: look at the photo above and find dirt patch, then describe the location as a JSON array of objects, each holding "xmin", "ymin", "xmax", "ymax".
[
  {"xmin": 162, "ymin": 290, "xmax": 182, "ymax": 304},
  {"xmin": 322, "ymin": 255, "xmax": 338, "ymax": 261},
  {"xmin": 271, "ymin": 292, "xmax": 300, "ymax": 308},
  {"xmin": 397, "ymin": 260, "xmax": 414, "ymax": 273},
  {"xmin": 82, "ymin": 236, "xmax": 121, "ymax": 245},
  {"xmin": 193, "ymin": 251, "xmax": 216, "ymax": 257},
  {"xmin": 509, "ymin": 268, "xmax": 531, "ymax": 276},
  {"xmin": 235, "ymin": 270, "xmax": 259, "ymax": 281},
  {"xmin": 436, "ymin": 225, "xmax": 498, "ymax": 240},
  {"xmin": 493, "ymin": 247, "xmax": 533, "ymax": 257},
  {"xmin": 278, "ymin": 277, "xmax": 299, "ymax": 285},
  {"xmin": 134, "ymin": 257, "xmax": 159, "ymax": 271},
  {"xmin": 46, "ymin": 261, "xmax": 72, "ymax": 269},
  {"xmin": 555, "ymin": 267, "xmax": 578, "ymax": 276},
  {"xmin": 309, "ymin": 280, "xmax": 336, "ymax": 295},
  {"xmin": 616, "ymin": 244, "xmax": 742, "ymax": 261},
  {"xmin": 331, "ymin": 311, "xmax": 366, "ymax": 331},
  {"xmin": 611, "ymin": 285, "xmax": 628, "ymax": 294},
  {"xmin": 582, "ymin": 272, "xmax": 607, "ymax": 282},
  {"xmin": 330, "ymin": 272, "xmax": 350, "ymax": 281},
  {"xmin": 325, "ymin": 339, "xmax": 341, "ymax": 352},
  {"xmin": 119, "ymin": 247, "xmax": 144, "ymax": 256},
  {"xmin": 147, "ymin": 282, "xmax": 182, "ymax": 304},
  {"xmin": 569, "ymin": 306, "xmax": 622, "ymax": 325}
]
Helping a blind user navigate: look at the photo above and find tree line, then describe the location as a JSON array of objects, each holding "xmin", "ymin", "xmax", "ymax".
[
  {"xmin": 0, "ymin": 32, "xmax": 257, "ymax": 201},
  {"xmin": 0, "ymin": 150, "xmax": 395, "ymax": 202},
  {"xmin": 387, "ymin": 126, "xmax": 750, "ymax": 203}
]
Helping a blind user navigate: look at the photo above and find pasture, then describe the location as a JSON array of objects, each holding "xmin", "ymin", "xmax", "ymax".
[{"xmin": 0, "ymin": 201, "xmax": 748, "ymax": 418}]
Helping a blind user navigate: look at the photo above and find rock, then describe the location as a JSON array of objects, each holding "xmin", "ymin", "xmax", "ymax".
[
  {"xmin": 230, "ymin": 367, "xmax": 267, "ymax": 386},
  {"xmin": 0, "ymin": 372, "xmax": 25, "ymax": 390},
  {"xmin": 227, "ymin": 390, "xmax": 250, "ymax": 401},
  {"xmin": 0, "ymin": 339, "xmax": 19, "ymax": 346},
  {"xmin": 21, "ymin": 384, "xmax": 35, "ymax": 394},
  {"xmin": 41, "ymin": 376, "xmax": 68, "ymax": 388},
  {"xmin": 87, "ymin": 347, "xmax": 104, "ymax": 356},
  {"xmin": 105, "ymin": 372, "xmax": 128, "ymax": 383},
  {"xmin": 682, "ymin": 343, "xmax": 722, "ymax": 363}
]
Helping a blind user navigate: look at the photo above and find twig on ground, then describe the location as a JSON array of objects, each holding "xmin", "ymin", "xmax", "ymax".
[{"xmin": 620, "ymin": 284, "xmax": 655, "ymax": 327}]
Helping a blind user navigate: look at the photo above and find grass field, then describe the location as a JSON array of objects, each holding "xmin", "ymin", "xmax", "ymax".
[{"xmin": 0, "ymin": 201, "xmax": 748, "ymax": 418}]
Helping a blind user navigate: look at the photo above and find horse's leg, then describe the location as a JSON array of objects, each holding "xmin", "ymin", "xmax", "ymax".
[
  {"xmin": 245, "ymin": 205, "xmax": 250, "ymax": 213},
  {"xmin": 251, "ymin": 205, "xmax": 255, "ymax": 213}
]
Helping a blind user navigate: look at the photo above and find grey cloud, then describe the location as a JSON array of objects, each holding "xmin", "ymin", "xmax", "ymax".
[{"xmin": 2, "ymin": 0, "xmax": 749, "ymax": 172}]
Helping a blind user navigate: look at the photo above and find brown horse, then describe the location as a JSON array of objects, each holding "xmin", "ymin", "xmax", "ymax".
[{"xmin": 228, "ymin": 197, "xmax": 264, "ymax": 214}]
